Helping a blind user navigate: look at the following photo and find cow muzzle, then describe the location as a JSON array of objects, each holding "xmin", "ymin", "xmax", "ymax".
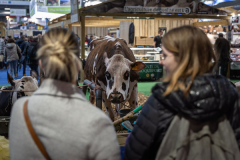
[{"xmin": 110, "ymin": 92, "xmax": 123, "ymax": 103}]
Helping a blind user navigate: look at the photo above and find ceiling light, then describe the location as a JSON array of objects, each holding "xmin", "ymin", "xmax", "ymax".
[{"xmin": 5, "ymin": 8, "xmax": 10, "ymax": 10}]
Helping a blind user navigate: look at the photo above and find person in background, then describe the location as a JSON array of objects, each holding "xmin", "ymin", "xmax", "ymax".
[
  {"xmin": 154, "ymin": 29, "xmax": 163, "ymax": 48},
  {"xmin": 88, "ymin": 35, "xmax": 93, "ymax": 48},
  {"xmin": 0, "ymin": 36, "xmax": 6, "ymax": 69},
  {"xmin": 27, "ymin": 36, "xmax": 39, "ymax": 76},
  {"xmin": 214, "ymin": 33, "xmax": 231, "ymax": 77},
  {"xmin": 85, "ymin": 35, "xmax": 89, "ymax": 43},
  {"xmin": 1, "ymin": 36, "xmax": 6, "ymax": 44},
  {"xmin": 29, "ymin": 36, "xmax": 33, "ymax": 42},
  {"xmin": 37, "ymin": 34, "xmax": 42, "ymax": 42},
  {"xmin": 4, "ymin": 38, "xmax": 21, "ymax": 78},
  {"xmin": 124, "ymin": 26, "xmax": 240, "ymax": 160},
  {"xmin": 75, "ymin": 34, "xmax": 80, "ymax": 46},
  {"xmin": 9, "ymin": 28, "xmax": 120, "ymax": 160},
  {"xmin": 21, "ymin": 38, "xmax": 29, "ymax": 76}
]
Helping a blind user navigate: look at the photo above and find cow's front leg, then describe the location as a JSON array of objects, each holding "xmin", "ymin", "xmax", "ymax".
[
  {"xmin": 128, "ymin": 84, "xmax": 138, "ymax": 109},
  {"xmin": 103, "ymin": 92, "xmax": 115, "ymax": 121},
  {"xmin": 114, "ymin": 103, "xmax": 123, "ymax": 116},
  {"xmin": 89, "ymin": 90, "xmax": 95, "ymax": 104}
]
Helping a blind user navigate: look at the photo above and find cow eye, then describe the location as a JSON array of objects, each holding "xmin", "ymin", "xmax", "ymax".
[
  {"xmin": 124, "ymin": 71, "xmax": 129, "ymax": 80},
  {"xmin": 105, "ymin": 71, "xmax": 111, "ymax": 80}
]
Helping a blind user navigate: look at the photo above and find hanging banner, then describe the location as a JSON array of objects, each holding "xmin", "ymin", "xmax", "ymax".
[
  {"xmin": 71, "ymin": 0, "xmax": 79, "ymax": 23},
  {"xmin": 10, "ymin": 9, "xmax": 26, "ymax": 16},
  {"xmin": 30, "ymin": 0, "xmax": 81, "ymax": 17}
]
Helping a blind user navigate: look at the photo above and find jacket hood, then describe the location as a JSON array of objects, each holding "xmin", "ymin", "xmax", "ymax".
[
  {"xmin": 16, "ymin": 38, "xmax": 24, "ymax": 44},
  {"xmin": 30, "ymin": 41, "xmax": 38, "ymax": 47},
  {"xmin": 6, "ymin": 43, "xmax": 16, "ymax": 49},
  {"xmin": 152, "ymin": 74, "xmax": 239, "ymax": 121}
]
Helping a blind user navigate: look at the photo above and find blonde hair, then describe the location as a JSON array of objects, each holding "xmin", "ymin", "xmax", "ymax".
[
  {"xmin": 162, "ymin": 26, "xmax": 216, "ymax": 96},
  {"xmin": 37, "ymin": 28, "xmax": 82, "ymax": 84}
]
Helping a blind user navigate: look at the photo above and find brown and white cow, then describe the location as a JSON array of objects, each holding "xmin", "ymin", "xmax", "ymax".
[{"xmin": 84, "ymin": 36, "xmax": 146, "ymax": 120}]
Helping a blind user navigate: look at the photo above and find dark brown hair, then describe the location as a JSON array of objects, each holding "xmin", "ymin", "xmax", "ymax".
[{"xmin": 7, "ymin": 38, "xmax": 15, "ymax": 43}]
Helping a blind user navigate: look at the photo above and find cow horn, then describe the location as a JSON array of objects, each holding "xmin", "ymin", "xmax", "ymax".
[{"xmin": 7, "ymin": 72, "xmax": 15, "ymax": 86}]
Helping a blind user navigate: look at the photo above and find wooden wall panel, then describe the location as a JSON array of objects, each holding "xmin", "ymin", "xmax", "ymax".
[
  {"xmin": 150, "ymin": 20, "xmax": 155, "ymax": 37},
  {"xmin": 154, "ymin": 20, "xmax": 159, "ymax": 36},
  {"xmin": 120, "ymin": 21, "xmax": 132, "ymax": 43},
  {"xmin": 166, "ymin": 20, "xmax": 170, "ymax": 32},
  {"xmin": 134, "ymin": 19, "xmax": 140, "ymax": 37},
  {"xmin": 123, "ymin": 19, "xmax": 192, "ymax": 39},
  {"xmin": 72, "ymin": 27, "xmax": 108, "ymax": 38}
]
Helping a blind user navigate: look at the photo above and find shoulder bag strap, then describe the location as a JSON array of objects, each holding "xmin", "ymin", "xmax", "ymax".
[{"xmin": 23, "ymin": 100, "xmax": 51, "ymax": 160}]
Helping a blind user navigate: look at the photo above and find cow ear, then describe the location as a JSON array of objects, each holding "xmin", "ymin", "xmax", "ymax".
[
  {"xmin": 131, "ymin": 62, "xmax": 146, "ymax": 72},
  {"xmin": 30, "ymin": 70, "xmax": 38, "ymax": 80},
  {"xmin": 7, "ymin": 72, "xmax": 15, "ymax": 86},
  {"xmin": 103, "ymin": 52, "xmax": 109, "ymax": 66}
]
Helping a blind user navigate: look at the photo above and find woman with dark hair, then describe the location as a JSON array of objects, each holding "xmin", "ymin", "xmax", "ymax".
[
  {"xmin": 124, "ymin": 26, "xmax": 240, "ymax": 160},
  {"xmin": 214, "ymin": 35, "xmax": 231, "ymax": 77},
  {"xmin": 4, "ymin": 38, "xmax": 21, "ymax": 78}
]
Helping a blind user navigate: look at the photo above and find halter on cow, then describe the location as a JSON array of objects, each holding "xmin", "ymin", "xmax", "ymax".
[
  {"xmin": 85, "ymin": 36, "xmax": 146, "ymax": 121},
  {"xmin": 0, "ymin": 71, "xmax": 38, "ymax": 116}
]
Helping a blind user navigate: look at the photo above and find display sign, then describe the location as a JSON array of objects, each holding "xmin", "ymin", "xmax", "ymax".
[
  {"xmin": 30, "ymin": 0, "xmax": 81, "ymax": 17},
  {"xmin": 232, "ymin": 16, "xmax": 239, "ymax": 24},
  {"xmin": 30, "ymin": 0, "xmax": 36, "ymax": 17},
  {"xmin": 20, "ymin": 26, "xmax": 27, "ymax": 30},
  {"xmin": 84, "ymin": 0, "xmax": 226, "ymax": 15},
  {"xmin": 10, "ymin": 9, "xmax": 26, "ymax": 16},
  {"xmin": 0, "ymin": 1, "xmax": 29, "ymax": 5},
  {"xmin": 14, "ymin": 33, "xmax": 20, "ymax": 38},
  {"xmin": 138, "ymin": 62, "xmax": 163, "ymax": 80},
  {"xmin": 71, "ymin": 0, "xmax": 79, "ymax": 23},
  {"xmin": 124, "ymin": 6, "xmax": 191, "ymax": 14}
]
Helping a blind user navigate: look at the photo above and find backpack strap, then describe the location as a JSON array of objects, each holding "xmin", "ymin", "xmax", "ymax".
[{"xmin": 23, "ymin": 100, "xmax": 51, "ymax": 160}]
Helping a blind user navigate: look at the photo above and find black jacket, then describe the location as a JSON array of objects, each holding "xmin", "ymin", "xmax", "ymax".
[
  {"xmin": 15, "ymin": 38, "xmax": 26, "ymax": 52},
  {"xmin": 124, "ymin": 74, "xmax": 240, "ymax": 160},
  {"xmin": 129, "ymin": 23, "xmax": 134, "ymax": 44},
  {"xmin": 28, "ymin": 41, "xmax": 39, "ymax": 64}
]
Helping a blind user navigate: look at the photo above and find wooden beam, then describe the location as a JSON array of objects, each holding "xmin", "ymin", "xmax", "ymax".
[
  {"xmin": 193, "ymin": 20, "xmax": 229, "ymax": 27},
  {"xmin": 81, "ymin": 12, "xmax": 231, "ymax": 20},
  {"xmin": 79, "ymin": 0, "xmax": 116, "ymax": 12},
  {"xmin": 49, "ymin": 22, "xmax": 62, "ymax": 29},
  {"xmin": 68, "ymin": 24, "xmax": 72, "ymax": 31},
  {"xmin": 80, "ymin": 15, "xmax": 85, "ymax": 59},
  {"xmin": 63, "ymin": 19, "xmax": 72, "ymax": 26}
]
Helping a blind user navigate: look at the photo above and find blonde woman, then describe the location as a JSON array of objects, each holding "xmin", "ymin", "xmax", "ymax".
[
  {"xmin": 9, "ymin": 28, "xmax": 120, "ymax": 160},
  {"xmin": 124, "ymin": 26, "xmax": 240, "ymax": 160}
]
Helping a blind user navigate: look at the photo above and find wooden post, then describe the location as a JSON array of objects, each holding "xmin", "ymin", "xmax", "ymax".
[
  {"xmin": 80, "ymin": 15, "xmax": 85, "ymax": 59},
  {"xmin": 68, "ymin": 24, "xmax": 72, "ymax": 31}
]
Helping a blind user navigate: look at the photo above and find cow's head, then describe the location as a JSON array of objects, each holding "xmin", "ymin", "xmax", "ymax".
[
  {"xmin": 7, "ymin": 71, "xmax": 38, "ymax": 104},
  {"xmin": 103, "ymin": 52, "xmax": 146, "ymax": 103}
]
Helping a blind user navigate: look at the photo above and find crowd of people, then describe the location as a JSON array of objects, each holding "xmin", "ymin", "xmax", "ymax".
[
  {"xmin": 5, "ymin": 26, "xmax": 240, "ymax": 160},
  {"xmin": 0, "ymin": 35, "xmax": 41, "ymax": 78}
]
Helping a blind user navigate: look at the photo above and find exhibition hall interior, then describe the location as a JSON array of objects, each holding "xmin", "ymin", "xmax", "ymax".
[{"xmin": 0, "ymin": 0, "xmax": 240, "ymax": 159}]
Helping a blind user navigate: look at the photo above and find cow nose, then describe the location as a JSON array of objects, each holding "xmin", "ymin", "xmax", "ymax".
[
  {"xmin": 110, "ymin": 93, "xmax": 123, "ymax": 103},
  {"xmin": 111, "ymin": 93, "xmax": 122, "ymax": 99}
]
